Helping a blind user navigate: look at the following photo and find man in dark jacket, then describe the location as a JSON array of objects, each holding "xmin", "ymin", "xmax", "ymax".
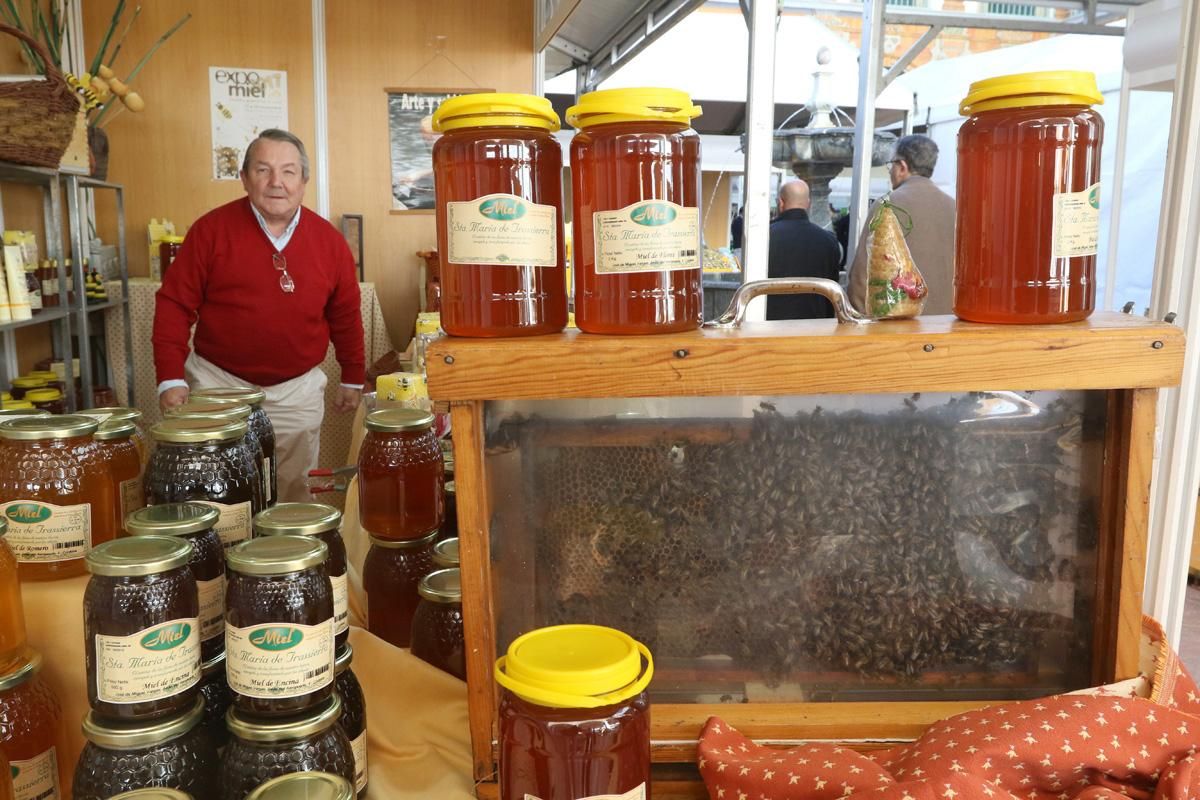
[{"xmin": 766, "ymin": 179, "xmax": 842, "ymax": 319}]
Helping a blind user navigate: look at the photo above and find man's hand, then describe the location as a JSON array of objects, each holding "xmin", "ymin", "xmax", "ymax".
[
  {"xmin": 334, "ymin": 386, "xmax": 361, "ymax": 414},
  {"xmin": 159, "ymin": 386, "xmax": 189, "ymax": 412}
]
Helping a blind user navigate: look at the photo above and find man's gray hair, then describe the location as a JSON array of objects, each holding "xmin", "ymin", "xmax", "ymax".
[
  {"xmin": 242, "ymin": 129, "xmax": 310, "ymax": 181},
  {"xmin": 893, "ymin": 134, "xmax": 938, "ymax": 178}
]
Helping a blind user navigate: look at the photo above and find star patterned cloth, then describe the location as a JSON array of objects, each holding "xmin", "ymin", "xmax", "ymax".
[{"xmin": 698, "ymin": 617, "xmax": 1200, "ymax": 800}]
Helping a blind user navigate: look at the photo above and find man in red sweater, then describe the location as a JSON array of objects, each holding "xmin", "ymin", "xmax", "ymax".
[{"xmin": 153, "ymin": 129, "xmax": 365, "ymax": 503}]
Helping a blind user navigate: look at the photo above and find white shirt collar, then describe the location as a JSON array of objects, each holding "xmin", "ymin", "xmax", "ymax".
[{"xmin": 250, "ymin": 202, "xmax": 302, "ymax": 252}]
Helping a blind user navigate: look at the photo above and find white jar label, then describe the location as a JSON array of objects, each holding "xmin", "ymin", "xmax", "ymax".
[
  {"xmin": 447, "ymin": 194, "xmax": 558, "ymax": 267},
  {"xmin": 198, "ymin": 500, "xmax": 252, "ymax": 547},
  {"xmin": 263, "ymin": 456, "xmax": 273, "ymax": 504},
  {"xmin": 351, "ymin": 731, "xmax": 369, "ymax": 792},
  {"xmin": 525, "ymin": 784, "xmax": 645, "ymax": 800},
  {"xmin": 2, "ymin": 500, "xmax": 91, "ymax": 563},
  {"xmin": 225, "ymin": 619, "xmax": 334, "ymax": 699},
  {"xmin": 11, "ymin": 747, "xmax": 60, "ymax": 800},
  {"xmin": 95, "ymin": 617, "xmax": 201, "ymax": 704},
  {"xmin": 593, "ymin": 201, "xmax": 699, "ymax": 275},
  {"xmin": 1052, "ymin": 181, "xmax": 1101, "ymax": 259},
  {"xmin": 119, "ymin": 475, "xmax": 145, "ymax": 525},
  {"xmin": 331, "ymin": 573, "xmax": 349, "ymax": 635},
  {"xmin": 198, "ymin": 575, "xmax": 226, "ymax": 643}
]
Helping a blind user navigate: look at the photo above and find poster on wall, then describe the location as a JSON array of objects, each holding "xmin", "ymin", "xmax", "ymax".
[
  {"xmin": 387, "ymin": 88, "xmax": 489, "ymax": 212},
  {"xmin": 210, "ymin": 67, "xmax": 289, "ymax": 181}
]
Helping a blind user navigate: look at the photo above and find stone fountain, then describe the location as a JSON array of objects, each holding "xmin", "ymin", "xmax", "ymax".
[{"xmin": 772, "ymin": 48, "xmax": 896, "ymax": 230}]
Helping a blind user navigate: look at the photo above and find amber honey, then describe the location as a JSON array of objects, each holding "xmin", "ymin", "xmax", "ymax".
[
  {"xmin": 95, "ymin": 420, "xmax": 144, "ymax": 538},
  {"xmin": 0, "ymin": 651, "xmax": 67, "ymax": 800},
  {"xmin": 0, "ymin": 521, "xmax": 25, "ymax": 673},
  {"xmin": 357, "ymin": 409, "xmax": 444, "ymax": 540},
  {"xmin": 362, "ymin": 531, "xmax": 437, "ymax": 648}
]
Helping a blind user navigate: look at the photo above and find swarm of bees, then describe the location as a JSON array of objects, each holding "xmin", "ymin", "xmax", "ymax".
[{"xmin": 518, "ymin": 392, "xmax": 1101, "ymax": 688}]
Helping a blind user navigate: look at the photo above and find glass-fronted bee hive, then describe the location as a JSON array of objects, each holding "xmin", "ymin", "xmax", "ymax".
[{"xmin": 427, "ymin": 313, "xmax": 1182, "ymax": 798}]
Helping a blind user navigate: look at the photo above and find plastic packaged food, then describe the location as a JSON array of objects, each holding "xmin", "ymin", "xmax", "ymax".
[
  {"xmin": 357, "ymin": 409, "xmax": 444, "ymax": 540},
  {"xmin": 362, "ymin": 531, "xmax": 437, "ymax": 647},
  {"xmin": 411, "ymin": 568, "xmax": 465, "ymax": 680},
  {"xmin": 864, "ymin": 201, "xmax": 927, "ymax": 319}
]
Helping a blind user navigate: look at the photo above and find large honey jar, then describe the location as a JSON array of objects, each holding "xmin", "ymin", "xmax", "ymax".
[
  {"xmin": 95, "ymin": 419, "xmax": 145, "ymax": 538},
  {"xmin": 495, "ymin": 625, "xmax": 653, "ymax": 800},
  {"xmin": 224, "ymin": 535, "xmax": 335, "ymax": 717},
  {"xmin": 430, "ymin": 93, "xmax": 568, "ymax": 337},
  {"xmin": 109, "ymin": 791, "xmax": 192, "ymax": 800},
  {"xmin": 127, "ymin": 503, "xmax": 226, "ymax": 663},
  {"xmin": 362, "ymin": 530, "xmax": 437, "ymax": 647},
  {"xmin": 73, "ymin": 698, "xmax": 218, "ymax": 800},
  {"xmin": 0, "ymin": 651, "xmax": 67, "ymax": 800},
  {"xmin": 431, "ymin": 536, "xmax": 459, "ymax": 568},
  {"xmin": 145, "ymin": 418, "xmax": 262, "ymax": 547},
  {"xmin": 566, "ymin": 87, "xmax": 703, "ymax": 334},
  {"xmin": 411, "ymin": 567, "xmax": 465, "ymax": 680},
  {"xmin": 334, "ymin": 646, "xmax": 368, "ymax": 797},
  {"xmin": 80, "ymin": 406, "xmax": 149, "ymax": 466},
  {"xmin": 0, "ymin": 519, "xmax": 26, "ymax": 673},
  {"xmin": 189, "ymin": 386, "xmax": 276, "ymax": 506},
  {"xmin": 84, "ymin": 535, "xmax": 201, "ymax": 721},
  {"xmin": 220, "ymin": 695, "xmax": 355, "ymax": 800},
  {"xmin": 253, "ymin": 503, "xmax": 350, "ymax": 650},
  {"xmin": 0, "ymin": 414, "xmax": 115, "ymax": 581},
  {"xmin": 357, "ymin": 409, "xmax": 444, "ymax": 540},
  {"xmin": 247, "ymin": 773, "xmax": 354, "ymax": 800},
  {"xmin": 167, "ymin": 401, "xmax": 266, "ymax": 510},
  {"xmin": 955, "ymin": 71, "xmax": 1104, "ymax": 323}
]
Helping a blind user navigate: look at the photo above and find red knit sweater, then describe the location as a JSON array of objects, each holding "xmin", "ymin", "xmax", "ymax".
[{"xmin": 153, "ymin": 198, "xmax": 365, "ymax": 387}]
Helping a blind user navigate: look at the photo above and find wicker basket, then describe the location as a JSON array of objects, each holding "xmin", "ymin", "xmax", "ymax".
[{"xmin": 0, "ymin": 23, "xmax": 80, "ymax": 169}]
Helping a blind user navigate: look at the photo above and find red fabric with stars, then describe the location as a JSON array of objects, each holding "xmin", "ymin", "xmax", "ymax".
[{"xmin": 699, "ymin": 619, "xmax": 1200, "ymax": 800}]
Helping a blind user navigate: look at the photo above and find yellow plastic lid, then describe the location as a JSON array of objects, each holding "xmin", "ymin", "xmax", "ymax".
[
  {"xmin": 567, "ymin": 87, "xmax": 702, "ymax": 129},
  {"xmin": 494, "ymin": 624, "xmax": 653, "ymax": 709},
  {"xmin": 432, "ymin": 93, "xmax": 560, "ymax": 133},
  {"xmin": 0, "ymin": 392, "xmax": 9, "ymax": 402},
  {"xmin": 25, "ymin": 388, "xmax": 62, "ymax": 402},
  {"xmin": 11, "ymin": 377, "xmax": 46, "ymax": 389},
  {"xmin": 160, "ymin": 235, "xmax": 185, "ymax": 244},
  {"xmin": 29, "ymin": 371, "xmax": 58, "ymax": 382},
  {"xmin": 960, "ymin": 70, "xmax": 1104, "ymax": 116},
  {"xmin": 1, "ymin": 401, "xmax": 34, "ymax": 410}
]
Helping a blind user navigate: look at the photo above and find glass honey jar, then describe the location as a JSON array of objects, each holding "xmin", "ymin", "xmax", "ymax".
[
  {"xmin": 84, "ymin": 535, "xmax": 201, "ymax": 721},
  {"xmin": 24, "ymin": 389, "xmax": 64, "ymax": 415},
  {"xmin": 146, "ymin": 418, "xmax": 262, "ymax": 548},
  {"xmin": 0, "ymin": 519, "xmax": 26, "ymax": 674},
  {"xmin": 495, "ymin": 625, "xmax": 653, "ymax": 800},
  {"xmin": 430, "ymin": 93, "xmax": 568, "ymax": 337},
  {"xmin": 246, "ymin": 772, "xmax": 354, "ymax": 800},
  {"xmin": 221, "ymin": 695, "xmax": 355, "ymax": 800},
  {"xmin": 334, "ymin": 646, "xmax": 367, "ymax": 797},
  {"xmin": 8, "ymin": 378, "xmax": 45, "ymax": 401},
  {"xmin": 254, "ymin": 503, "xmax": 350, "ymax": 650},
  {"xmin": 411, "ymin": 568, "xmax": 465, "ymax": 680},
  {"xmin": 95, "ymin": 419, "xmax": 145, "ymax": 538},
  {"xmin": 127, "ymin": 503, "xmax": 226, "ymax": 663},
  {"xmin": 955, "ymin": 71, "xmax": 1105, "ymax": 324},
  {"xmin": 224, "ymin": 535, "xmax": 335, "ymax": 718},
  {"xmin": 110, "ymin": 790, "xmax": 193, "ymax": 800},
  {"xmin": 0, "ymin": 651, "xmax": 66, "ymax": 800},
  {"xmin": 0, "ymin": 749, "xmax": 11, "ymax": 800},
  {"xmin": 357, "ymin": 409, "xmax": 444, "ymax": 540},
  {"xmin": 73, "ymin": 698, "xmax": 218, "ymax": 800},
  {"xmin": 431, "ymin": 537, "xmax": 459, "ymax": 568},
  {"xmin": 0, "ymin": 414, "xmax": 115, "ymax": 581},
  {"xmin": 566, "ymin": 88, "xmax": 704, "ymax": 335},
  {"xmin": 190, "ymin": 386, "xmax": 276, "ymax": 506},
  {"xmin": 198, "ymin": 650, "xmax": 231, "ymax": 753},
  {"xmin": 362, "ymin": 530, "xmax": 437, "ymax": 648},
  {"xmin": 167, "ymin": 401, "xmax": 265, "ymax": 512},
  {"xmin": 81, "ymin": 406, "xmax": 149, "ymax": 467},
  {"xmin": 441, "ymin": 480, "xmax": 458, "ymax": 541}
]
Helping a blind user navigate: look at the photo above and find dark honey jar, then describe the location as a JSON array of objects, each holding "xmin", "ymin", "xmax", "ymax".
[
  {"xmin": 0, "ymin": 651, "xmax": 66, "ymax": 800},
  {"xmin": 74, "ymin": 697, "xmax": 218, "ymax": 800},
  {"xmin": 411, "ymin": 568, "xmax": 465, "ymax": 680},
  {"xmin": 84, "ymin": 535, "xmax": 201, "ymax": 721},
  {"xmin": 190, "ymin": 386, "xmax": 276, "ymax": 506},
  {"xmin": 166, "ymin": 400, "xmax": 265, "ymax": 512},
  {"xmin": 146, "ymin": 418, "xmax": 262, "ymax": 547},
  {"xmin": 431, "ymin": 537, "xmax": 459, "ymax": 568},
  {"xmin": 126, "ymin": 503, "xmax": 226, "ymax": 662},
  {"xmin": 220, "ymin": 695, "xmax": 355, "ymax": 800},
  {"xmin": 94, "ymin": 419, "xmax": 145, "ymax": 538},
  {"xmin": 334, "ymin": 645, "xmax": 368, "ymax": 797},
  {"xmin": 441, "ymin": 480, "xmax": 458, "ymax": 540},
  {"xmin": 198, "ymin": 650, "xmax": 231, "ymax": 752},
  {"xmin": 362, "ymin": 530, "xmax": 437, "ymax": 648},
  {"xmin": 254, "ymin": 503, "xmax": 350, "ymax": 650},
  {"xmin": 495, "ymin": 625, "xmax": 654, "ymax": 800},
  {"xmin": 224, "ymin": 535, "xmax": 335, "ymax": 717},
  {"xmin": 109, "ymin": 789, "xmax": 193, "ymax": 799},
  {"xmin": 246, "ymin": 771, "xmax": 354, "ymax": 800},
  {"xmin": 357, "ymin": 409, "xmax": 444, "ymax": 540}
]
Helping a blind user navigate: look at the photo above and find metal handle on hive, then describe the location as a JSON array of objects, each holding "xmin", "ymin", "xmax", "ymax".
[{"xmin": 704, "ymin": 278, "xmax": 874, "ymax": 328}]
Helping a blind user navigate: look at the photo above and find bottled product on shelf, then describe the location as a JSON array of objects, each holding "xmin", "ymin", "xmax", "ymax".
[
  {"xmin": 189, "ymin": 386, "xmax": 276, "ymax": 506},
  {"xmin": 411, "ymin": 567, "xmax": 465, "ymax": 680},
  {"xmin": 362, "ymin": 531, "xmax": 437, "ymax": 648},
  {"xmin": 0, "ymin": 519, "xmax": 25, "ymax": 673},
  {"xmin": 334, "ymin": 645, "xmax": 368, "ymax": 797},
  {"xmin": 357, "ymin": 409, "xmax": 444, "ymax": 540},
  {"xmin": 94, "ymin": 419, "xmax": 145, "ymax": 537},
  {"xmin": 24, "ymin": 389, "xmax": 63, "ymax": 415},
  {"xmin": 8, "ymin": 378, "xmax": 45, "ymax": 401},
  {"xmin": 0, "ymin": 651, "xmax": 67, "ymax": 800}
]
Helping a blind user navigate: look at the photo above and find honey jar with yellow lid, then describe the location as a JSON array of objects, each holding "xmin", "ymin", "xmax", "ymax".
[{"xmin": 8, "ymin": 377, "xmax": 46, "ymax": 401}]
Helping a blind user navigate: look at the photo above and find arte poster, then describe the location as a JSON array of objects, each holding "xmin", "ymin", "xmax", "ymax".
[
  {"xmin": 209, "ymin": 66, "xmax": 289, "ymax": 180},
  {"xmin": 387, "ymin": 89, "xmax": 475, "ymax": 211}
]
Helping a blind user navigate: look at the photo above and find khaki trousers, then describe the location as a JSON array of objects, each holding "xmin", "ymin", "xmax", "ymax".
[{"xmin": 185, "ymin": 353, "xmax": 327, "ymax": 504}]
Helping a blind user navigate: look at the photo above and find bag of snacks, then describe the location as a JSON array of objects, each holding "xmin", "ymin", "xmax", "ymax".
[{"xmin": 866, "ymin": 200, "xmax": 926, "ymax": 319}]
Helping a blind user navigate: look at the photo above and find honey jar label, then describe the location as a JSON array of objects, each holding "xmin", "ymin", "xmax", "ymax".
[
  {"xmin": 525, "ymin": 785, "xmax": 644, "ymax": 800},
  {"xmin": 1, "ymin": 500, "xmax": 90, "ymax": 563},
  {"xmin": 10, "ymin": 747, "xmax": 60, "ymax": 800},
  {"xmin": 198, "ymin": 575, "xmax": 226, "ymax": 642},
  {"xmin": 593, "ymin": 201, "xmax": 699, "ymax": 275},
  {"xmin": 225, "ymin": 618, "xmax": 335, "ymax": 698},
  {"xmin": 446, "ymin": 193, "xmax": 558, "ymax": 267},
  {"xmin": 198, "ymin": 500, "xmax": 253, "ymax": 547},
  {"xmin": 95, "ymin": 617, "xmax": 201, "ymax": 704},
  {"xmin": 119, "ymin": 475, "xmax": 145, "ymax": 524},
  {"xmin": 1051, "ymin": 182, "xmax": 1101, "ymax": 259},
  {"xmin": 332, "ymin": 572, "xmax": 350, "ymax": 635},
  {"xmin": 264, "ymin": 456, "xmax": 273, "ymax": 504},
  {"xmin": 352, "ymin": 731, "xmax": 369, "ymax": 792}
]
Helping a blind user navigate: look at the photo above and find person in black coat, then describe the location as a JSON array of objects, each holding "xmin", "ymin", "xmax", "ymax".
[{"xmin": 766, "ymin": 180, "xmax": 842, "ymax": 319}]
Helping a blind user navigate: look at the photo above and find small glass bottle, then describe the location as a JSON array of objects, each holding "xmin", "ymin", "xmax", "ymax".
[
  {"xmin": 246, "ymin": 773, "xmax": 354, "ymax": 800},
  {"xmin": 0, "ymin": 518, "xmax": 26, "ymax": 673},
  {"xmin": 189, "ymin": 386, "xmax": 276, "ymax": 506},
  {"xmin": 84, "ymin": 535, "xmax": 201, "ymax": 721},
  {"xmin": 334, "ymin": 645, "xmax": 368, "ymax": 797},
  {"xmin": 253, "ymin": 503, "xmax": 350, "ymax": 650},
  {"xmin": 23, "ymin": 263, "xmax": 41, "ymax": 315},
  {"xmin": 362, "ymin": 531, "xmax": 437, "ymax": 648},
  {"xmin": 127, "ymin": 503, "xmax": 226, "ymax": 662},
  {"xmin": 73, "ymin": 698, "xmax": 218, "ymax": 800},
  {"xmin": 94, "ymin": 419, "xmax": 144, "ymax": 538},
  {"xmin": 410, "ymin": 568, "xmax": 465, "ymax": 680},
  {"xmin": 0, "ymin": 651, "xmax": 67, "ymax": 800},
  {"xmin": 357, "ymin": 409, "xmax": 444, "ymax": 540},
  {"xmin": 220, "ymin": 695, "xmax": 355, "ymax": 800}
]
